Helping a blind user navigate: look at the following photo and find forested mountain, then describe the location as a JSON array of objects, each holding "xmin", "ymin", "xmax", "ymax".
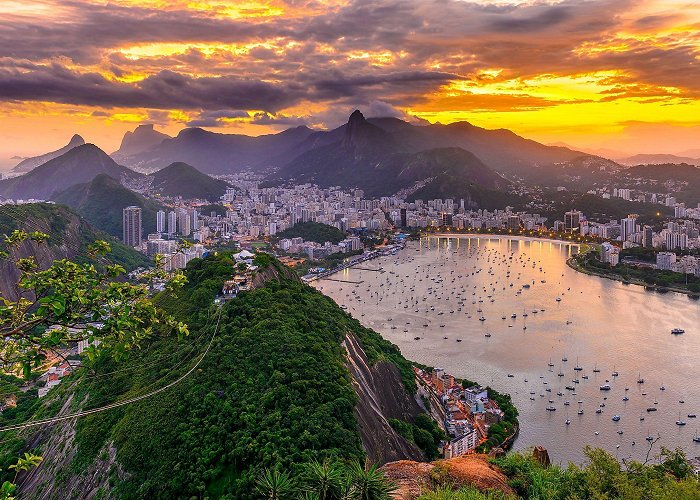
[
  {"xmin": 265, "ymin": 111, "xmax": 511, "ymax": 201},
  {"xmin": 0, "ymin": 203, "xmax": 150, "ymax": 300},
  {"xmin": 0, "ymin": 144, "xmax": 141, "ymax": 201},
  {"xmin": 52, "ymin": 174, "xmax": 164, "ymax": 237},
  {"xmin": 147, "ymin": 162, "xmax": 229, "ymax": 200},
  {"xmin": 7, "ymin": 253, "xmax": 432, "ymax": 498},
  {"xmin": 10, "ymin": 134, "xmax": 85, "ymax": 174}
]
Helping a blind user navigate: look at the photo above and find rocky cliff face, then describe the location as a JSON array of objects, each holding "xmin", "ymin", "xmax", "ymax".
[
  {"xmin": 381, "ymin": 455, "xmax": 514, "ymax": 499},
  {"xmin": 0, "ymin": 206, "xmax": 82, "ymax": 301},
  {"xmin": 343, "ymin": 333, "xmax": 425, "ymax": 464}
]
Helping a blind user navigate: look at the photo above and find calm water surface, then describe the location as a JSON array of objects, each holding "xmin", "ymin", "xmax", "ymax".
[{"xmin": 313, "ymin": 235, "xmax": 700, "ymax": 464}]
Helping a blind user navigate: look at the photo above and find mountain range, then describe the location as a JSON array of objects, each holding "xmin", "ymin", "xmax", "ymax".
[
  {"xmin": 7, "ymin": 110, "xmax": 697, "ymax": 230},
  {"xmin": 115, "ymin": 125, "xmax": 315, "ymax": 173},
  {"xmin": 111, "ymin": 124, "xmax": 171, "ymax": 162},
  {"xmin": 10, "ymin": 134, "xmax": 85, "ymax": 174},
  {"xmin": 616, "ymin": 154, "xmax": 700, "ymax": 167},
  {"xmin": 0, "ymin": 144, "xmax": 139, "ymax": 201}
]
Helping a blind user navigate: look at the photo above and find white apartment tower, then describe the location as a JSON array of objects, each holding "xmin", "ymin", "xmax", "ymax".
[{"xmin": 122, "ymin": 206, "xmax": 142, "ymax": 247}]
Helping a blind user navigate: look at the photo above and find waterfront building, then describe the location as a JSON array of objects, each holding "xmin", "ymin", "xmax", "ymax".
[
  {"xmin": 656, "ymin": 252, "xmax": 677, "ymax": 270},
  {"xmin": 600, "ymin": 242, "xmax": 620, "ymax": 266},
  {"xmin": 564, "ymin": 210, "xmax": 581, "ymax": 231}
]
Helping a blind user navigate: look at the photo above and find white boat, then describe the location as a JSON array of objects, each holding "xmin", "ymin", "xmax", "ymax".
[{"xmin": 672, "ymin": 328, "xmax": 685, "ymax": 335}]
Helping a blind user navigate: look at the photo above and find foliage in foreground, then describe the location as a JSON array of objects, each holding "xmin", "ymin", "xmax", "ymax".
[
  {"xmin": 255, "ymin": 460, "xmax": 396, "ymax": 500},
  {"xmin": 489, "ymin": 446, "xmax": 700, "ymax": 500},
  {"xmin": 0, "ymin": 229, "xmax": 186, "ymax": 376}
]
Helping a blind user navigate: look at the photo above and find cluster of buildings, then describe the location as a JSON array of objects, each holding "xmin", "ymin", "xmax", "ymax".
[
  {"xmin": 389, "ymin": 201, "xmax": 548, "ymax": 231},
  {"xmin": 581, "ymin": 215, "xmax": 700, "ymax": 251},
  {"xmin": 121, "ymin": 173, "xmax": 700, "ymax": 279},
  {"xmin": 416, "ymin": 367, "xmax": 505, "ymax": 457},
  {"xmin": 215, "ymin": 250, "xmax": 258, "ymax": 303},
  {"xmin": 216, "ymin": 185, "xmax": 391, "ymax": 239},
  {"xmin": 38, "ymin": 360, "xmax": 80, "ymax": 398},
  {"xmin": 588, "ymin": 186, "xmax": 686, "ymax": 208},
  {"xmin": 655, "ymin": 252, "xmax": 700, "ymax": 276},
  {"xmin": 277, "ymin": 235, "xmax": 363, "ymax": 259}
]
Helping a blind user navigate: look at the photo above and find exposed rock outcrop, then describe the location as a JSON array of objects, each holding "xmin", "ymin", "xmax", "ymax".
[
  {"xmin": 381, "ymin": 455, "xmax": 515, "ymax": 499},
  {"xmin": 343, "ymin": 333, "xmax": 424, "ymax": 464}
]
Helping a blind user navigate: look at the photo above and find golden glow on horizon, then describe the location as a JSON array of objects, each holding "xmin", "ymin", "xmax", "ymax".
[{"xmin": 0, "ymin": 0, "xmax": 699, "ymax": 164}]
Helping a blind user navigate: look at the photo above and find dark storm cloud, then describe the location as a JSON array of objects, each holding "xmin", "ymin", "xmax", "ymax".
[
  {"xmin": 488, "ymin": 6, "xmax": 573, "ymax": 32},
  {"xmin": 0, "ymin": 65, "xmax": 303, "ymax": 111},
  {"xmin": 0, "ymin": 0, "xmax": 697, "ymax": 121}
]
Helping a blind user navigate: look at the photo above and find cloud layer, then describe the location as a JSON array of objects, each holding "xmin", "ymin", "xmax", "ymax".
[{"xmin": 0, "ymin": 0, "xmax": 698, "ymax": 153}]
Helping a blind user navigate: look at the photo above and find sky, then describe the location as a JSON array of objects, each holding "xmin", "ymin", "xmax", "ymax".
[{"xmin": 0, "ymin": 0, "xmax": 699, "ymax": 168}]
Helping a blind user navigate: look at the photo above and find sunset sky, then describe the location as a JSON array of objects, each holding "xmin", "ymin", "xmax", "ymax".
[{"xmin": 0, "ymin": 0, "xmax": 699, "ymax": 167}]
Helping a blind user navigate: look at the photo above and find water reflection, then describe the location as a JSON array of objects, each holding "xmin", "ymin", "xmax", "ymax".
[{"xmin": 314, "ymin": 235, "xmax": 700, "ymax": 464}]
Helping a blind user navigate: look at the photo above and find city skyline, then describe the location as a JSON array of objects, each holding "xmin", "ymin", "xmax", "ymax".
[{"xmin": 1, "ymin": 0, "xmax": 699, "ymax": 167}]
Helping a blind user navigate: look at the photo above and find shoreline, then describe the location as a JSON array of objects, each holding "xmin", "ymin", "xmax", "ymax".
[
  {"xmin": 418, "ymin": 232, "xmax": 698, "ymax": 300},
  {"xmin": 421, "ymin": 232, "xmax": 584, "ymax": 248},
  {"xmin": 566, "ymin": 251, "xmax": 700, "ymax": 300}
]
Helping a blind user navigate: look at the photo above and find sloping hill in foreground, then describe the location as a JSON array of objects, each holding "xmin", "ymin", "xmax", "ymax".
[{"xmin": 7, "ymin": 253, "xmax": 428, "ymax": 498}]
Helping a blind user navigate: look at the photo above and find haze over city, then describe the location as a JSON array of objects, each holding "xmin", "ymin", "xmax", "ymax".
[{"xmin": 1, "ymin": 0, "xmax": 700, "ymax": 167}]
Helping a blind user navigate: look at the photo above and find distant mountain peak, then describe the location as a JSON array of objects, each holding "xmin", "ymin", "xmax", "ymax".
[
  {"xmin": 348, "ymin": 109, "xmax": 366, "ymax": 123},
  {"xmin": 11, "ymin": 134, "xmax": 86, "ymax": 174},
  {"xmin": 113, "ymin": 124, "xmax": 171, "ymax": 158}
]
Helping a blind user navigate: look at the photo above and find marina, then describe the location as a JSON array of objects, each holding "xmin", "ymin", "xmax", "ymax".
[{"xmin": 314, "ymin": 235, "xmax": 700, "ymax": 464}]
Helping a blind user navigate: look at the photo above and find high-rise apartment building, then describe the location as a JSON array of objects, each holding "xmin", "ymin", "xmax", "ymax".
[
  {"xmin": 167, "ymin": 211, "xmax": 177, "ymax": 235},
  {"xmin": 156, "ymin": 210, "xmax": 166, "ymax": 233},
  {"xmin": 122, "ymin": 206, "xmax": 142, "ymax": 247}
]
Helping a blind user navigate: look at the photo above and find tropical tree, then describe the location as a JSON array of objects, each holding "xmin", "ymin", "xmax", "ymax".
[
  {"xmin": 0, "ymin": 229, "xmax": 187, "ymax": 377},
  {"xmin": 255, "ymin": 467, "xmax": 296, "ymax": 499},
  {"xmin": 347, "ymin": 461, "xmax": 397, "ymax": 500},
  {"xmin": 300, "ymin": 459, "xmax": 345, "ymax": 499}
]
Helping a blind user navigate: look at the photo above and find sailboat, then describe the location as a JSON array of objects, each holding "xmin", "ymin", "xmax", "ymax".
[
  {"xmin": 593, "ymin": 363, "xmax": 600, "ymax": 373},
  {"xmin": 676, "ymin": 411, "xmax": 686, "ymax": 426},
  {"xmin": 694, "ymin": 430, "xmax": 700, "ymax": 443},
  {"xmin": 574, "ymin": 357, "xmax": 583, "ymax": 371}
]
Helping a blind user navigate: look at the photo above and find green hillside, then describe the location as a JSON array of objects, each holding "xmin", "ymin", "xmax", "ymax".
[
  {"xmin": 0, "ymin": 143, "xmax": 140, "ymax": 201},
  {"xmin": 276, "ymin": 221, "xmax": 346, "ymax": 244},
  {"xmin": 148, "ymin": 162, "xmax": 229, "ymax": 200},
  {"xmin": 52, "ymin": 174, "xmax": 164, "ymax": 238},
  {"xmin": 0, "ymin": 202, "xmax": 149, "ymax": 271},
  {"xmin": 2, "ymin": 253, "xmax": 416, "ymax": 498}
]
